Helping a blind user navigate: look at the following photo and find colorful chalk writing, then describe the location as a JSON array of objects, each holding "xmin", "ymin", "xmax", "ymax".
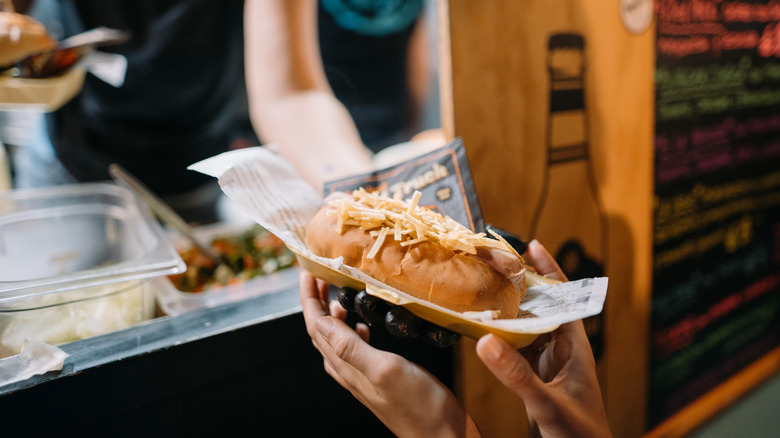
[{"xmin": 652, "ymin": 0, "xmax": 780, "ymax": 428}]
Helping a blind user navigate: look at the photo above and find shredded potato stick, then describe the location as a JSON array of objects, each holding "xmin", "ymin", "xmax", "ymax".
[
  {"xmin": 407, "ymin": 190, "xmax": 422, "ymax": 214},
  {"xmin": 367, "ymin": 227, "xmax": 389, "ymax": 259},
  {"xmin": 326, "ymin": 188, "xmax": 521, "ymax": 260}
]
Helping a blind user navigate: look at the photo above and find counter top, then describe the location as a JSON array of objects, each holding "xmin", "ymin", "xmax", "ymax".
[
  {"xmin": 0, "ymin": 282, "xmax": 454, "ymax": 437},
  {"xmin": 0, "ymin": 285, "xmax": 302, "ymax": 396}
]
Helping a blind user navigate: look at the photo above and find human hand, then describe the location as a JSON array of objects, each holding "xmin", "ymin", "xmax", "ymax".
[
  {"xmin": 475, "ymin": 240, "xmax": 612, "ymax": 438},
  {"xmin": 300, "ymin": 271, "xmax": 480, "ymax": 437}
]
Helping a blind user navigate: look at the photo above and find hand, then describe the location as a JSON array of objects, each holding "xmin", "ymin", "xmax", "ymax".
[
  {"xmin": 300, "ymin": 271, "xmax": 480, "ymax": 437},
  {"xmin": 475, "ymin": 240, "xmax": 612, "ymax": 438}
]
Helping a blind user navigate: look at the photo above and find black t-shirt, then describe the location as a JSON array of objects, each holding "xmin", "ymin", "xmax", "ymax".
[
  {"xmin": 318, "ymin": 0, "xmax": 423, "ymax": 153},
  {"xmin": 50, "ymin": 0, "xmax": 255, "ymax": 196}
]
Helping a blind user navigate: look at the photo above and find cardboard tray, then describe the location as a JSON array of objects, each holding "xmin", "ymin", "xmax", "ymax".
[
  {"xmin": 0, "ymin": 67, "xmax": 85, "ymax": 111},
  {"xmin": 291, "ymin": 247, "xmax": 558, "ymax": 349}
]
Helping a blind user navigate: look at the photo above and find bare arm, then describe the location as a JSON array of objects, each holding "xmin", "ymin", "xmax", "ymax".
[{"xmin": 244, "ymin": 0, "xmax": 374, "ymax": 193}]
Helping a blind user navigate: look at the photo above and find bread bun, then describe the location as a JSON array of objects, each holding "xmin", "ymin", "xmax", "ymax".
[
  {"xmin": 305, "ymin": 190, "xmax": 525, "ymax": 319},
  {"xmin": 0, "ymin": 12, "xmax": 56, "ymax": 67}
]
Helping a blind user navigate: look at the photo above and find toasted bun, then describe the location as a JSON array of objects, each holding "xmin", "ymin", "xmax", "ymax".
[
  {"xmin": 305, "ymin": 191, "xmax": 524, "ymax": 319},
  {"xmin": 0, "ymin": 12, "xmax": 57, "ymax": 67}
]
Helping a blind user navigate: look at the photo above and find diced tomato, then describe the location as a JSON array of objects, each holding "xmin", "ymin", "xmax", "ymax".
[{"xmin": 242, "ymin": 254, "xmax": 255, "ymax": 270}]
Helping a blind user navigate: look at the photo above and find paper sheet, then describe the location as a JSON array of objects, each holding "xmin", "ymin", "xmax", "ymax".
[
  {"xmin": 189, "ymin": 146, "xmax": 608, "ymax": 331},
  {"xmin": 0, "ymin": 340, "xmax": 68, "ymax": 388}
]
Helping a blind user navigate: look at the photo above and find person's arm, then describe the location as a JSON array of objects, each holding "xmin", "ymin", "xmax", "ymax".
[
  {"xmin": 475, "ymin": 240, "xmax": 613, "ymax": 438},
  {"xmin": 243, "ymin": 0, "xmax": 374, "ymax": 193}
]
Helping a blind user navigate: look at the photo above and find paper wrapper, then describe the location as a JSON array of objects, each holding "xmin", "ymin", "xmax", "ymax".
[
  {"xmin": 190, "ymin": 146, "xmax": 608, "ymax": 348},
  {"xmin": 0, "ymin": 340, "xmax": 68, "ymax": 389}
]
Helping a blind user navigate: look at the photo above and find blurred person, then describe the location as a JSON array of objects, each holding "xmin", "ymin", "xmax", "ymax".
[
  {"xmin": 9, "ymin": 0, "xmax": 436, "ymax": 222},
  {"xmin": 10, "ymin": 0, "xmax": 255, "ymax": 223},
  {"xmin": 244, "ymin": 0, "xmax": 439, "ymax": 192},
  {"xmin": 300, "ymin": 240, "xmax": 613, "ymax": 437}
]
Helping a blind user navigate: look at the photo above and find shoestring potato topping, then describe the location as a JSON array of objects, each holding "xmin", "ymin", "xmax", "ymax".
[
  {"xmin": 327, "ymin": 188, "xmax": 524, "ymax": 261},
  {"xmin": 306, "ymin": 188, "xmax": 528, "ymax": 318}
]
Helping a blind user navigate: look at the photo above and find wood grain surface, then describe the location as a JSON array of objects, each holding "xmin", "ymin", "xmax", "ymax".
[{"xmin": 437, "ymin": 1, "xmax": 654, "ymax": 437}]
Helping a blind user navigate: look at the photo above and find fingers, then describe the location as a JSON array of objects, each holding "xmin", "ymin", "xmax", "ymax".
[
  {"xmin": 355, "ymin": 322, "xmax": 370, "ymax": 343},
  {"xmin": 313, "ymin": 316, "xmax": 390, "ymax": 395},
  {"xmin": 555, "ymin": 319, "xmax": 588, "ymax": 341},
  {"xmin": 553, "ymin": 320, "xmax": 596, "ymax": 367},
  {"xmin": 476, "ymin": 334, "xmax": 553, "ymax": 409},
  {"xmin": 302, "ymin": 272, "xmax": 376, "ymax": 396},
  {"xmin": 329, "ymin": 299, "xmax": 348, "ymax": 321},
  {"xmin": 526, "ymin": 240, "xmax": 568, "ymax": 282},
  {"xmin": 315, "ymin": 317, "xmax": 376, "ymax": 370},
  {"xmin": 315, "ymin": 277, "xmax": 331, "ymax": 303},
  {"xmin": 300, "ymin": 271, "xmax": 328, "ymax": 326},
  {"xmin": 316, "ymin": 318, "xmax": 372, "ymax": 402},
  {"xmin": 330, "ymin": 298, "xmax": 371, "ymax": 342}
]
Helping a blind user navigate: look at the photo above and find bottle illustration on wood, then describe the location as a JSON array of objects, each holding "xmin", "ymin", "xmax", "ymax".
[{"xmin": 530, "ymin": 33, "xmax": 608, "ymax": 359}]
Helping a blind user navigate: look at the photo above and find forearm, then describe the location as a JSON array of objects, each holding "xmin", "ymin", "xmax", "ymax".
[
  {"xmin": 250, "ymin": 90, "xmax": 374, "ymax": 193},
  {"xmin": 244, "ymin": 0, "xmax": 374, "ymax": 193}
]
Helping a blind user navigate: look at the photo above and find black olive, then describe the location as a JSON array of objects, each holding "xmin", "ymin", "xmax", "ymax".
[
  {"xmin": 420, "ymin": 323, "xmax": 461, "ymax": 348},
  {"xmin": 337, "ymin": 287, "xmax": 359, "ymax": 312},
  {"xmin": 354, "ymin": 290, "xmax": 392, "ymax": 327},
  {"xmin": 384, "ymin": 307, "xmax": 422, "ymax": 339}
]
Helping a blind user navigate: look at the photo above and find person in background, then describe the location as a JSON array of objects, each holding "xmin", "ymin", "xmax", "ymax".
[
  {"xmin": 9, "ymin": 0, "xmax": 255, "ymax": 224},
  {"xmin": 8, "ymin": 0, "xmax": 435, "ymax": 222},
  {"xmin": 244, "ymin": 0, "xmax": 438, "ymax": 192},
  {"xmin": 300, "ymin": 240, "xmax": 613, "ymax": 438}
]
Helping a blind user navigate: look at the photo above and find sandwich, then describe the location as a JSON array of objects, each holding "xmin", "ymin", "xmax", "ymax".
[{"xmin": 305, "ymin": 189, "xmax": 527, "ymax": 319}]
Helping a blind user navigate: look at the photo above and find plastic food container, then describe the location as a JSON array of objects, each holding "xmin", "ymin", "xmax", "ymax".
[
  {"xmin": 0, "ymin": 183, "xmax": 184, "ymax": 358},
  {"xmin": 154, "ymin": 223, "xmax": 300, "ymax": 316}
]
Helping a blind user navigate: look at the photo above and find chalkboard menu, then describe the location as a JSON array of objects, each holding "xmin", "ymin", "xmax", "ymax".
[{"xmin": 652, "ymin": 0, "xmax": 780, "ymax": 428}]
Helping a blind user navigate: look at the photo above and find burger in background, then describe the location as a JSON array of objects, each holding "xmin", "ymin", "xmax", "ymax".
[{"xmin": 0, "ymin": 10, "xmax": 56, "ymax": 71}]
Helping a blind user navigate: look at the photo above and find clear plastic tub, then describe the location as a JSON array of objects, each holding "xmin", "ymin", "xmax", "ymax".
[
  {"xmin": 0, "ymin": 183, "xmax": 184, "ymax": 358},
  {"xmin": 155, "ymin": 223, "xmax": 300, "ymax": 316}
]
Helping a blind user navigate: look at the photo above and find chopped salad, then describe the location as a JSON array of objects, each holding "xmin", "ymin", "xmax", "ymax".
[{"xmin": 168, "ymin": 224, "xmax": 296, "ymax": 293}]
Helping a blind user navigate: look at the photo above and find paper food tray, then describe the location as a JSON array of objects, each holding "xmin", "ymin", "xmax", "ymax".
[
  {"xmin": 0, "ymin": 67, "xmax": 85, "ymax": 112},
  {"xmin": 291, "ymin": 247, "xmax": 559, "ymax": 349}
]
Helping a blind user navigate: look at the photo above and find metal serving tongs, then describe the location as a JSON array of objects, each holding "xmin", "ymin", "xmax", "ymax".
[{"xmin": 109, "ymin": 163, "xmax": 222, "ymax": 266}]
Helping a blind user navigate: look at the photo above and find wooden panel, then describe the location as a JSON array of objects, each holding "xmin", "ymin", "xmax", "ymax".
[{"xmin": 438, "ymin": 1, "xmax": 654, "ymax": 437}]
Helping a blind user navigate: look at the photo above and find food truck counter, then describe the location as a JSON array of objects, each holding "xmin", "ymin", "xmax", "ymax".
[
  {"xmin": 0, "ymin": 284, "xmax": 454, "ymax": 437},
  {"xmin": 0, "ymin": 182, "xmax": 453, "ymax": 437}
]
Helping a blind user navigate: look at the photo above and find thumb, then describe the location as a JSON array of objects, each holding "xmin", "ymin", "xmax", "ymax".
[{"xmin": 476, "ymin": 334, "xmax": 552, "ymax": 408}]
